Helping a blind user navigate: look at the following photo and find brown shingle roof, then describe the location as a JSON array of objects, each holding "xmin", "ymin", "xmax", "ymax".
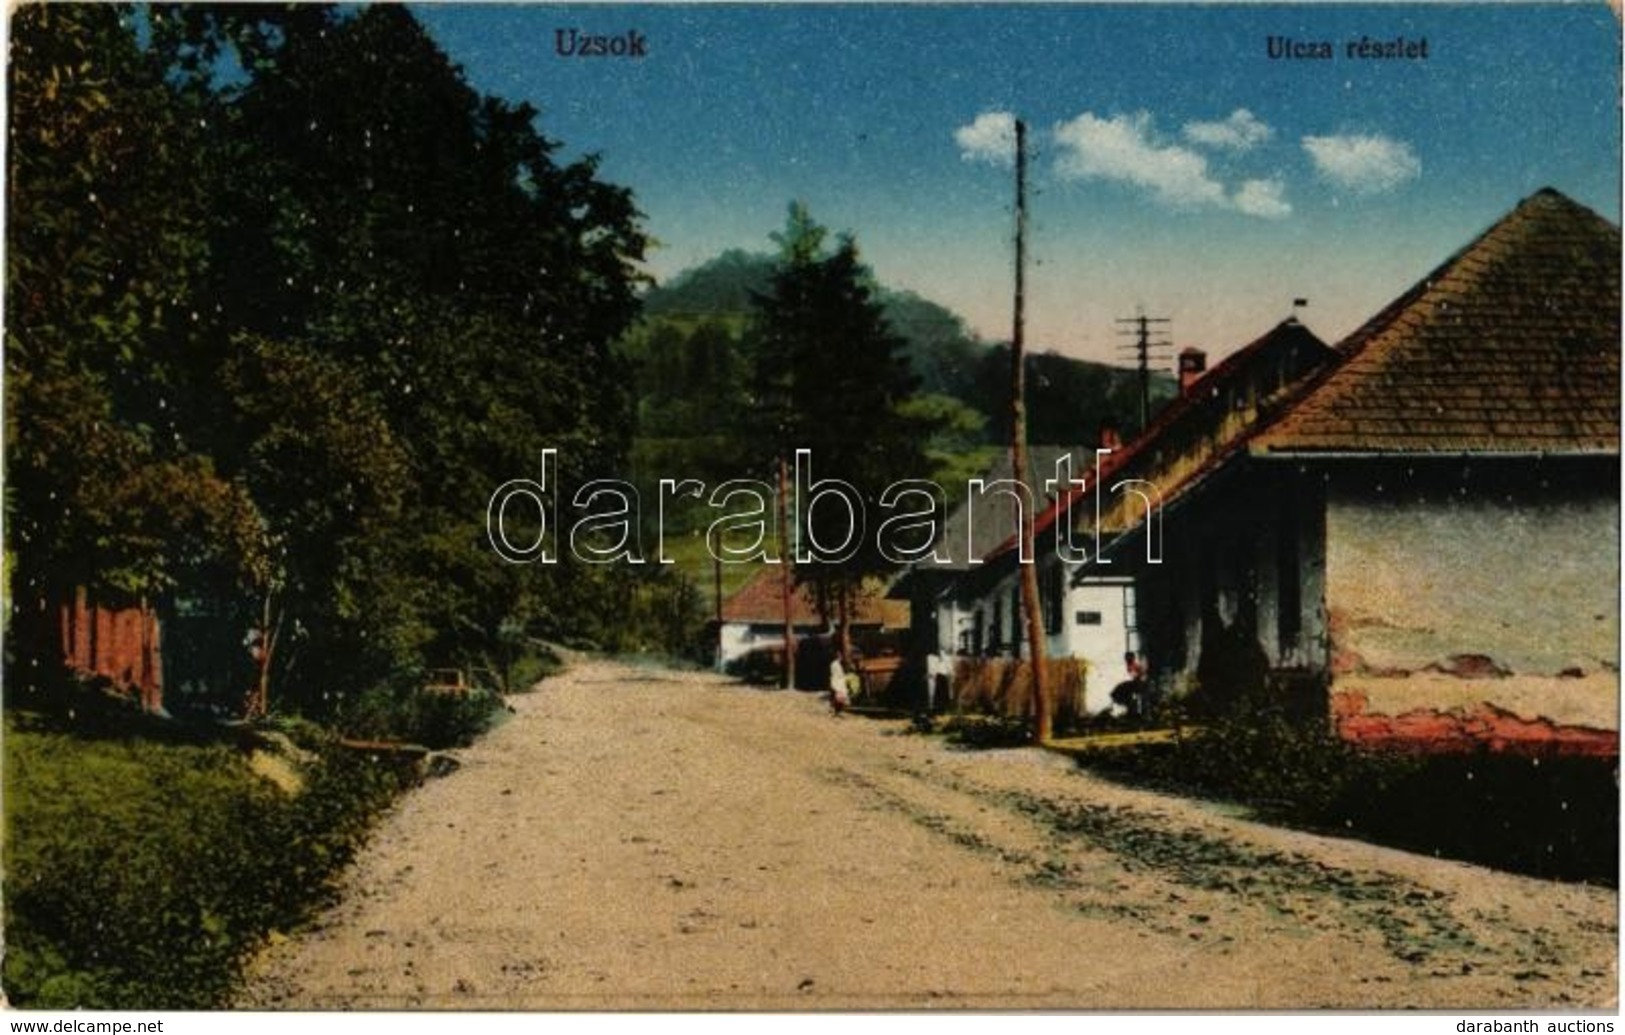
[{"xmin": 1253, "ymin": 188, "xmax": 1621, "ymax": 455}]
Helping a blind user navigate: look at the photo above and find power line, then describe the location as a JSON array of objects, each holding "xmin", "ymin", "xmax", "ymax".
[{"xmin": 1115, "ymin": 311, "xmax": 1172, "ymax": 430}]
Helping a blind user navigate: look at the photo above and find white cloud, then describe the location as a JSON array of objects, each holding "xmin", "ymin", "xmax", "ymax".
[
  {"xmin": 1302, "ymin": 133, "xmax": 1421, "ymax": 193},
  {"xmin": 1053, "ymin": 111, "xmax": 1225, "ymax": 208},
  {"xmin": 1052, "ymin": 110, "xmax": 1290, "ymax": 218},
  {"xmin": 1183, "ymin": 109, "xmax": 1273, "ymax": 152},
  {"xmin": 1232, "ymin": 178, "xmax": 1292, "ymax": 219},
  {"xmin": 954, "ymin": 111, "xmax": 1017, "ymax": 167}
]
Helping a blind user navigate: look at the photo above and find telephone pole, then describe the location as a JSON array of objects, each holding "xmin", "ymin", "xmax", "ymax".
[
  {"xmin": 777, "ymin": 455, "xmax": 796, "ymax": 690},
  {"xmin": 1009, "ymin": 119, "xmax": 1052, "ymax": 744},
  {"xmin": 1116, "ymin": 311, "xmax": 1172, "ymax": 431}
]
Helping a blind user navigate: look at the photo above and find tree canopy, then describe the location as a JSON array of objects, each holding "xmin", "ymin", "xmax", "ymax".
[
  {"xmin": 7, "ymin": 4, "xmax": 650, "ymax": 717},
  {"xmin": 747, "ymin": 203, "xmax": 939, "ymax": 632}
]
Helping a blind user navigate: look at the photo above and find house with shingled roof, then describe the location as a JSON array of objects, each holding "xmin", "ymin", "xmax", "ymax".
[
  {"xmin": 715, "ymin": 565, "xmax": 908, "ymax": 678},
  {"xmin": 1095, "ymin": 187, "xmax": 1619, "ymax": 754},
  {"xmin": 889, "ymin": 445, "xmax": 1094, "ymax": 681},
  {"xmin": 956, "ymin": 316, "xmax": 1337, "ymax": 716}
]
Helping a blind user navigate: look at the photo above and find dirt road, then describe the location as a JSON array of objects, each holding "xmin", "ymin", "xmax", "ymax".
[{"xmin": 239, "ymin": 657, "xmax": 1616, "ymax": 1010}]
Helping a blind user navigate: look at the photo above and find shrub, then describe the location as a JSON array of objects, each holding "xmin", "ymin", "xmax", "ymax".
[
  {"xmin": 1073, "ymin": 706, "xmax": 1616, "ymax": 883},
  {"xmin": 940, "ymin": 713, "xmax": 1033, "ymax": 750},
  {"xmin": 2, "ymin": 718, "xmax": 411, "ymax": 1008},
  {"xmin": 1077, "ymin": 705, "xmax": 1408, "ymax": 820},
  {"xmin": 338, "ymin": 682, "xmax": 504, "ymax": 750}
]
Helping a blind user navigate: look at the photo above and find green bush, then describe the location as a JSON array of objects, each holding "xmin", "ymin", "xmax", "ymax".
[
  {"xmin": 1076, "ymin": 705, "xmax": 1414, "ymax": 823},
  {"xmin": 2, "ymin": 718, "xmax": 409, "ymax": 1008},
  {"xmin": 503, "ymin": 644, "xmax": 563, "ymax": 693},
  {"xmin": 338, "ymin": 682, "xmax": 504, "ymax": 750},
  {"xmin": 724, "ymin": 646, "xmax": 783, "ymax": 685},
  {"xmin": 941, "ymin": 713, "xmax": 1034, "ymax": 750},
  {"xmin": 1076, "ymin": 709, "xmax": 1616, "ymax": 883}
]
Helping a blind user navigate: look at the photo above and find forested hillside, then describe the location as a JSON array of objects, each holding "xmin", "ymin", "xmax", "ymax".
[{"xmin": 623, "ymin": 248, "xmax": 1174, "ymax": 508}]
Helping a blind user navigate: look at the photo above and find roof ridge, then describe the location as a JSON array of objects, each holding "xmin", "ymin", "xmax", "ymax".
[{"xmin": 1252, "ymin": 188, "xmax": 1620, "ymax": 455}]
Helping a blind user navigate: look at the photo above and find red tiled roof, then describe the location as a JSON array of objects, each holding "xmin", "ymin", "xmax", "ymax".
[
  {"xmin": 1253, "ymin": 189, "xmax": 1621, "ymax": 455},
  {"xmin": 720, "ymin": 566, "xmax": 906, "ymax": 627},
  {"xmin": 985, "ymin": 318, "xmax": 1332, "ymax": 560}
]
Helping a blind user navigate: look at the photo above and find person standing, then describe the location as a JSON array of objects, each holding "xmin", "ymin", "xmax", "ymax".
[{"xmin": 829, "ymin": 652, "xmax": 849, "ymax": 716}]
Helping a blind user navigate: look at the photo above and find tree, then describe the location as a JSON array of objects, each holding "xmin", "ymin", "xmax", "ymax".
[
  {"xmin": 178, "ymin": 5, "xmax": 648, "ymax": 712},
  {"xmin": 6, "ymin": 5, "xmax": 263, "ymax": 703},
  {"xmin": 750, "ymin": 203, "xmax": 938, "ymax": 663},
  {"xmin": 9, "ymin": 4, "xmax": 650, "ymax": 722}
]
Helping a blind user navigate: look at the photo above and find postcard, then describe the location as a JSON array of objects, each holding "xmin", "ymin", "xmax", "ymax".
[{"xmin": 3, "ymin": 0, "xmax": 1619, "ymax": 1020}]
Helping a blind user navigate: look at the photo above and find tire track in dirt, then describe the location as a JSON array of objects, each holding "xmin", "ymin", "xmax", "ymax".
[
  {"xmin": 819, "ymin": 753, "xmax": 1614, "ymax": 1007},
  {"xmin": 237, "ymin": 658, "xmax": 1616, "ymax": 1010}
]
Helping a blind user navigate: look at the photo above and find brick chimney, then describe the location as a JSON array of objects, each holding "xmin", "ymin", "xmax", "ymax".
[
  {"xmin": 1098, "ymin": 418, "xmax": 1123, "ymax": 452},
  {"xmin": 1178, "ymin": 347, "xmax": 1207, "ymax": 396}
]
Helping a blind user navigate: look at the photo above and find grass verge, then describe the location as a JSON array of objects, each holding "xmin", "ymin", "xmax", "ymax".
[{"xmin": 2, "ymin": 713, "xmax": 415, "ymax": 1008}]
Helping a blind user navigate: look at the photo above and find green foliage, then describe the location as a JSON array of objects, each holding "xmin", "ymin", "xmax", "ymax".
[
  {"xmin": 2, "ymin": 718, "xmax": 408, "ymax": 1008},
  {"xmin": 748, "ymin": 203, "xmax": 941, "ymax": 619},
  {"xmin": 642, "ymin": 248, "xmax": 774, "ymax": 318},
  {"xmin": 970, "ymin": 346, "xmax": 1176, "ymax": 445},
  {"xmin": 7, "ymin": 5, "xmax": 649, "ymax": 721},
  {"xmin": 503, "ymin": 643, "xmax": 564, "ymax": 694},
  {"xmin": 576, "ymin": 566, "xmax": 711, "ymax": 662},
  {"xmin": 1079, "ymin": 708, "xmax": 1415, "ymax": 824},
  {"xmin": 1193, "ymin": 711, "xmax": 1402, "ymax": 819},
  {"xmin": 6, "ymin": 5, "xmax": 264, "ymax": 687},
  {"xmin": 1077, "ymin": 711, "xmax": 1617, "ymax": 883},
  {"xmin": 941, "ymin": 713, "xmax": 1034, "ymax": 750},
  {"xmin": 628, "ymin": 241, "xmax": 1175, "ymax": 509},
  {"xmin": 877, "ymin": 289, "xmax": 988, "ymax": 401},
  {"xmin": 340, "ymin": 685, "xmax": 504, "ymax": 751}
]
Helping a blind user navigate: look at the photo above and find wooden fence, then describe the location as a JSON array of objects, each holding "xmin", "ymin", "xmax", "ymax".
[{"xmin": 951, "ymin": 656, "xmax": 1090, "ymax": 727}]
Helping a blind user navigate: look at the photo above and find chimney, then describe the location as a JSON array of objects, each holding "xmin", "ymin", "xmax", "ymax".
[
  {"xmin": 1097, "ymin": 418, "xmax": 1123, "ymax": 452},
  {"xmin": 1178, "ymin": 347, "xmax": 1207, "ymax": 396}
]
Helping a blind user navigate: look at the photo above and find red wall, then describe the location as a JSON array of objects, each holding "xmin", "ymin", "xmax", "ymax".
[{"xmin": 59, "ymin": 588, "xmax": 163, "ymax": 713}]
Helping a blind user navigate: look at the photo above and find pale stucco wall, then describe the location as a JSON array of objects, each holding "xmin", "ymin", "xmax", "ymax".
[
  {"xmin": 1059, "ymin": 579, "xmax": 1137, "ymax": 714},
  {"xmin": 1324, "ymin": 489, "xmax": 1619, "ymax": 730}
]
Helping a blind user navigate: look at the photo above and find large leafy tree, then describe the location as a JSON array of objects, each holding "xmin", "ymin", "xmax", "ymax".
[
  {"xmin": 175, "ymin": 4, "xmax": 648, "ymax": 711},
  {"xmin": 6, "ymin": 5, "xmax": 264, "ymax": 701},
  {"xmin": 8, "ymin": 4, "xmax": 649, "ymax": 717}
]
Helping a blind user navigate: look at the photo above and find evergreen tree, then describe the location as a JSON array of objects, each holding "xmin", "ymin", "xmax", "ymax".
[{"xmin": 750, "ymin": 203, "xmax": 938, "ymax": 655}]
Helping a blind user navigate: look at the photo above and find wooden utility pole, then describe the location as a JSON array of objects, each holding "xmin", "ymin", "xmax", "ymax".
[
  {"xmin": 777, "ymin": 455, "xmax": 797, "ymax": 690},
  {"xmin": 713, "ymin": 550, "xmax": 724, "ymax": 670},
  {"xmin": 1010, "ymin": 119, "xmax": 1052, "ymax": 744}
]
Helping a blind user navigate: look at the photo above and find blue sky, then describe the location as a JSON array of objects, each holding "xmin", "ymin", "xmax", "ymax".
[{"xmin": 414, "ymin": 3, "xmax": 1620, "ymax": 364}]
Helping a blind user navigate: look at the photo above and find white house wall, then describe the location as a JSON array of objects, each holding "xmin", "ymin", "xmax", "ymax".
[
  {"xmin": 1324, "ymin": 486, "xmax": 1619, "ymax": 732},
  {"xmin": 1061, "ymin": 578, "xmax": 1137, "ymax": 714},
  {"xmin": 718, "ymin": 621, "xmax": 822, "ymax": 668}
]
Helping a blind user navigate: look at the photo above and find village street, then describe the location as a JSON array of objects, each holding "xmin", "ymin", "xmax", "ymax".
[{"xmin": 239, "ymin": 657, "xmax": 1617, "ymax": 1010}]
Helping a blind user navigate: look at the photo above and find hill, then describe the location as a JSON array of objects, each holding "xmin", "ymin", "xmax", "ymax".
[{"xmin": 633, "ymin": 250, "xmax": 1174, "ymax": 446}]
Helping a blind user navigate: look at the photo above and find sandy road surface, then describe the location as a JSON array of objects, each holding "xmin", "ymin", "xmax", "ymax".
[{"xmin": 239, "ymin": 657, "xmax": 1616, "ymax": 1010}]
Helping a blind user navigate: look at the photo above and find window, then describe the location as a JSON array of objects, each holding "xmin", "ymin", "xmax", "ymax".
[
  {"xmin": 1010, "ymin": 584, "xmax": 1024, "ymax": 657},
  {"xmin": 1277, "ymin": 508, "xmax": 1302, "ymax": 654},
  {"xmin": 1075, "ymin": 611, "xmax": 1103, "ymax": 626}
]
